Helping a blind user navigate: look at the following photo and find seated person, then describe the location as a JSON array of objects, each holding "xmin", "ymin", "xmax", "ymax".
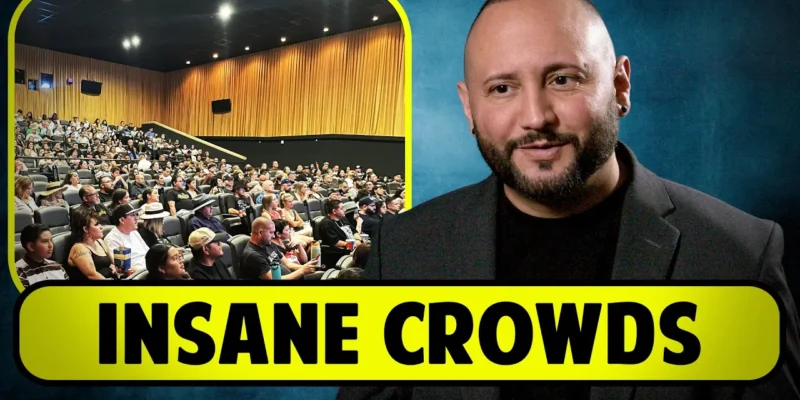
[
  {"xmin": 352, "ymin": 243, "xmax": 371, "ymax": 269},
  {"xmin": 76, "ymin": 185, "xmax": 112, "ymax": 225},
  {"xmin": 336, "ymin": 268, "xmax": 364, "ymax": 280},
  {"xmin": 164, "ymin": 174, "xmax": 194, "ymax": 216},
  {"xmin": 39, "ymin": 182, "xmax": 68, "ymax": 209},
  {"xmin": 129, "ymin": 174, "xmax": 149, "ymax": 199},
  {"xmin": 145, "ymin": 244, "xmax": 191, "ymax": 281},
  {"xmin": 16, "ymin": 224, "xmax": 69, "ymax": 288},
  {"xmin": 240, "ymin": 217, "xmax": 318, "ymax": 280},
  {"xmin": 356, "ymin": 197, "xmax": 379, "ymax": 237},
  {"xmin": 108, "ymin": 189, "xmax": 131, "ymax": 214},
  {"xmin": 15, "ymin": 176, "xmax": 38, "ymax": 214},
  {"xmin": 67, "ymin": 208, "xmax": 117, "ymax": 280},
  {"xmin": 97, "ymin": 176, "xmax": 116, "ymax": 203},
  {"xmin": 104, "ymin": 204, "xmax": 148, "ymax": 273},
  {"xmin": 318, "ymin": 200, "xmax": 363, "ymax": 250},
  {"xmin": 138, "ymin": 202, "xmax": 173, "ymax": 247},
  {"xmin": 186, "ymin": 228, "xmax": 233, "ymax": 280},
  {"xmin": 271, "ymin": 219, "xmax": 309, "ymax": 263},
  {"xmin": 189, "ymin": 197, "xmax": 227, "ymax": 235}
]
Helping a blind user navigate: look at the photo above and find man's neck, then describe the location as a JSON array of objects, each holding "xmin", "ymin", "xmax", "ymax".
[
  {"xmin": 329, "ymin": 215, "xmax": 339, "ymax": 221},
  {"xmin": 197, "ymin": 256, "xmax": 216, "ymax": 267},
  {"xmin": 504, "ymin": 152, "xmax": 628, "ymax": 219},
  {"xmin": 26, "ymin": 253, "xmax": 45, "ymax": 264}
]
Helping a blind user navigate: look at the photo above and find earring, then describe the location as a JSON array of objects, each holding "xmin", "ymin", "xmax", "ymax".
[
  {"xmin": 620, "ymin": 105, "xmax": 628, "ymax": 114},
  {"xmin": 471, "ymin": 127, "xmax": 477, "ymax": 136}
]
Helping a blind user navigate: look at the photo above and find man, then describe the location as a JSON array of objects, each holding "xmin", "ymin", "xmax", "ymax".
[
  {"xmin": 164, "ymin": 174, "xmax": 193, "ymax": 216},
  {"xmin": 186, "ymin": 228, "xmax": 233, "ymax": 280},
  {"xmin": 189, "ymin": 197, "xmax": 227, "ymax": 235},
  {"xmin": 137, "ymin": 153, "xmax": 151, "ymax": 171},
  {"xmin": 298, "ymin": 166, "xmax": 312, "ymax": 182},
  {"xmin": 16, "ymin": 224, "xmax": 69, "ymax": 288},
  {"xmin": 240, "ymin": 217, "xmax": 317, "ymax": 280},
  {"xmin": 318, "ymin": 200, "xmax": 361, "ymax": 250},
  {"xmin": 269, "ymin": 161, "xmax": 280, "ymax": 172},
  {"xmin": 104, "ymin": 204, "xmax": 148, "ymax": 272},
  {"xmin": 280, "ymin": 178, "xmax": 293, "ymax": 195},
  {"xmin": 339, "ymin": 0, "xmax": 799, "ymax": 399},
  {"xmin": 356, "ymin": 197, "xmax": 379, "ymax": 237},
  {"xmin": 129, "ymin": 174, "xmax": 149, "ymax": 200},
  {"xmin": 110, "ymin": 167, "xmax": 128, "ymax": 191},
  {"xmin": 76, "ymin": 185, "xmax": 112, "ymax": 225},
  {"xmin": 97, "ymin": 176, "xmax": 116, "ymax": 203},
  {"xmin": 212, "ymin": 174, "xmax": 234, "ymax": 195}
]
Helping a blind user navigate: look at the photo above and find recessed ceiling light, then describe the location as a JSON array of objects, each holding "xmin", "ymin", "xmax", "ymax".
[
  {"xmin": 372, "ymin": 15, "xmax": 379, "ymax": 21},
  {"xmin": 131, "ymin": 35, "xmax": 140, "ymax": 47},
  {"xmin": 186, "ymin": 60, "xmax": 191, "ymax": 64},
  {"xmin": 323, "ymin": 27, "xmax": 329, "ymax": 32},
  {"xmin": 213, "ymin": 53, "xmax": 219, "ymax": 59},
  {"xmin": 245, "ymin": 46, "xmax": 250, "ymax": 51},
  {"xmin": 280, "ymin": 37, "xmax": 286, "ymax": 42},
  {"xmin": 218, "ymin": 4, "xmax": 233, "ymax": 21},
  {"xmin": 122, "ymin": 39, "xmax": 131, "ymax": 49}
]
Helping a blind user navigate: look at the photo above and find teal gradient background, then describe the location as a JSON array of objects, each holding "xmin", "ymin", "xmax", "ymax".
[{"xmin": 2, "ymin": 0, "xmax": 799, "ymax": 398}]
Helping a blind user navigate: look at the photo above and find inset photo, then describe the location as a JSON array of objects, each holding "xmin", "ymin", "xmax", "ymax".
[{"xmin": 11, "ymin": 0, "xmax": 408, "ymax": 288}]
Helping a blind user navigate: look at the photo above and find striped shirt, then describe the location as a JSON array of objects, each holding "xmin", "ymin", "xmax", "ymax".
[{"xmin": 16, "ymin": 256, "xmax": 69, "ymax": 288}]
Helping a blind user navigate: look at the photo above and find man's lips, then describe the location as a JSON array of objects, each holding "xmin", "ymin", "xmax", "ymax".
[{"xmin": 515, "ymin": 141, "xmax": 569, "ymax": 161}]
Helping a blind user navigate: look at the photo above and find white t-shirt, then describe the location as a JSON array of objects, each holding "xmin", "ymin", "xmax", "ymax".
[{"xmin": 104, "ymin": 228, "xmax": 150, "ymax": 271}]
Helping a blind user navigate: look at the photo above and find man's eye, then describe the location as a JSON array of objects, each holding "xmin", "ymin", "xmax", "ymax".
[{"xmin": 492, "ymin": 85, "xmax": 509, "ymax": 94}]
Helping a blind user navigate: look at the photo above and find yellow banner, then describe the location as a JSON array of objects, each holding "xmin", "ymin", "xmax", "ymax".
[{"xmin": 15, "ymin": 283, "xmax": 782, "ymax": 383}]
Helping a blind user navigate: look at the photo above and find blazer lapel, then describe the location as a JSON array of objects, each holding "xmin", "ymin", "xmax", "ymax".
[
  {"xmin": 589, "ymin": 145, "xmax": 681, "ymax": 400},
  {"xmin": 610, "ymin": 144, "xmax": 680, "ymax": 281}
]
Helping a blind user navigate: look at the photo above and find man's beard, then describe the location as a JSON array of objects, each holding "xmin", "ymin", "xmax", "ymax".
[{"xmin": 474, "ymin": 100, "xmax": 619, "ymax": 209}]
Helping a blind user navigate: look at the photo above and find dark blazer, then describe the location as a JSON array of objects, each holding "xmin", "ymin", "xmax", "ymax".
[{"xmin": 338, "ymin": 144, "xmax": 800, "ymax": 400}]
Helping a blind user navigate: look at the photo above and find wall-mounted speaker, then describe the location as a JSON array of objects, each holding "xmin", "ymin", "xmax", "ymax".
[
  {"xmin": 14, "ymin": 69, "xmax": 25, "ymax": 84},
  {"xmin": 81, "ymin": 80, "xmax": 102, "ymax": 95},
  {"xmin": 211, "ymin": 99, "xmax": 231, "ymax": 114}
]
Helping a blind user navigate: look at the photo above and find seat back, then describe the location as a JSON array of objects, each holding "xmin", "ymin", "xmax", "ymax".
[
  {"xmin": 200, "ymin": 185, "xmax": 211, "ymax": 194},
  {"xmin": 34, "ymin": 207, "xmax": 70, "ymax": 234},
  {"xmin": 51, "ymin": 231, "xmax": 71, "ymax": 266},
  {"xmin": 163, "ymin": 216, "xmax": 184, "ymax": 246},
  {"xmin": 14, "ymin": 242, "xmax": 26, "ymax": 262},
  {"xmin": 180, "ymin": 213, "xmax": 194, "ymax": 243},
  {"xmin": 33, "ymin": 181, "xmax": 48, "ymax": 193},
  {"xmin": 29, "ymin": 174, "xmax": 48, "ymax": 182},
  {"xmin": 129, "ymin": 199, "xmax": 142, "ymax": 209},
  {"xmin": 311, "ymin": 216, "xmax": 326, "ymax": 241},
  {"xmin": 307, "ymin": 199, "xmax": 322, "ymax": 219},
  {"xmin": 129, "ymin": 269, "xmax": 149, "ymax": 280},
  {"xmin": 219, "ymin": 193, "xmax": 236, "ymax": 211},
  {"xmin": 15, "ymin": 211, "xmax": 34, "ymax": 233},
  {"xmin": 219, "ymin": 242, "xmax": 237, "ymax": 279},
  {"xmin": 292, "ymin": 200, "xmax": 309, "ymax": 221},
  {"xmin": 64, "ymin": 190, "xmax": 81, "ymax": 206},
  {"xmin": 102, "ymin": 225, "xmax": 114, "ymax": 238},
  {"xmin": 230, "ymin": 235, "xmax": 251, "ymax": 267}
]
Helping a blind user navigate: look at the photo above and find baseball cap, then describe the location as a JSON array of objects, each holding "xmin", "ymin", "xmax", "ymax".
[
  {"xmin": 281, "ymin": 178, "xmax": 293, "ymax": 185},
  {"xmin": 188, "ymin": 228, "xmax": 216, "ymax": 249},
  {"xmin": 111, "ymin": 204, "xmax": 140, "ymax": 226},
  {"xmin": 358, "ymin": 197, "xmax": 375, "ymax": 207}
]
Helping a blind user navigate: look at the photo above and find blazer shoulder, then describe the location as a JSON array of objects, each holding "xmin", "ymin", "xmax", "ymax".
[
  {"xmin": 391, "ymin": 178, "xmax": 490, "ymax": 222},
  {"xmin": 660, "ymin": 178, "xmax": 776, "ymax": 265}
]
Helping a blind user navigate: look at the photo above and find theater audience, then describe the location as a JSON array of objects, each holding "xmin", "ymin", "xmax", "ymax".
[
  {"xmin": 308, "ymin": 182, "xmax": 325, "ymax": 201},
  {"xmin": 66, "ymin": 208, "xmax": 116, "ymax": 280},
  {"xmin": 272, "ymin": 219, "xmax": 310, "ymax": 259},
  {"xmin": 104, "ymin": 204, "xmax": 148, "ymax": 272},
  {"xmin": 142, "ymin": 188, "xmax": 160, "ymax": 205},
  {"xmin": 186, "ymin": 178, "xmax": 201, "ymax": 199},
  {"xmin": 145, "ymin": 244, "xmax": 191, "ymax": 281},
  {"xmin": 97, "ymin": 176, "xmax": 116, "ymax": 203},
  {"xmin": 186, "ymin": 228, "xmax": 232, "ymax": 280},
  {"xmin": 318, "ymin": 200, "xmax": 361, "ymax": 250},
  {"xmin": 356, "ymin": 197, "xmax": 379, "ymax": 237},
  {"xmin": 352, "ymin": 243, "xmax": 371, "ymax": 269},
  {"xmin": 240, "ymin": 217, "xmax": 317, "ymax": 280},
  {"xmin": 76, "ymin": 185, "xmax": 112, "ymax": 225},
  {"xmin": 16, "ymin": 224, "xmax": 69, "ymax": 287},
  {"xmin": 15, "ymin": 176, "xmax": 39, "ymax": 214},
  {"xmin": 138, "ymin": 202, "xmax": 173, "ymax": 247}
]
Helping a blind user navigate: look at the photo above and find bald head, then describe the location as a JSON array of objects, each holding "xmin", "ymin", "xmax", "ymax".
[
  {"xmin": 464, "ymin": 0, "xmax": 615, "ymax": 82},
  {"xmin": 251, "ymin": 217, "xmax": 275, "ymax": 246}
]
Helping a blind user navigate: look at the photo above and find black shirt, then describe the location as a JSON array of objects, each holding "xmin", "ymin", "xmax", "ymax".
[
  {"xmin": 187, "ymin": 258, "xmax": 233, "ymax": 280},
  {"xmin": 164, "ymin": 188, "xmax": 194, "ymax": 212},
  {"xmin": 317, "ymin": 217, "xmax": 354, "ymax": 247},
  {"xmin": 495, "ymin": 184, "xmax": 628, "ymax": 400},
  {"xmin": 240, "ymin": 241, "xmax": 289, "ymax": 280},
  {"xmin": 98, "ymin": 190, "xmax": 114, "ymax": 204}
]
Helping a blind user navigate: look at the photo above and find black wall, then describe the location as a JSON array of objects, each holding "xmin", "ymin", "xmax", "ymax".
[{"xmin": 198, "ymin": 135, "xmax": 405, "ymax": 178}]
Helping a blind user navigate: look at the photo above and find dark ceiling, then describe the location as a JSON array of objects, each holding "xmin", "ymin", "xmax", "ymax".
[{"xmin": 15, "ymin": 0, "xmax": 401, "ymax": 72}]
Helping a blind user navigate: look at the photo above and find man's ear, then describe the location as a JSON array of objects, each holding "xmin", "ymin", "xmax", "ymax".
[
  {"xmin": 614, "ymin": 56, "xmax": 632, "ymax": 115},
  {"xmin": 457, "ymin": 81, "xmax": 475, "ymax": 135}
]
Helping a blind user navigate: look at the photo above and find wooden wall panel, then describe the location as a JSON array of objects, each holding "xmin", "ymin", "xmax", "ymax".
[
  {"xmin": 162, "ymin": 22, "xmax": 405, "ymax": 138},
  {"xmin": 14, "ymin": 44, "xmax": 165, "ymax": 125}
]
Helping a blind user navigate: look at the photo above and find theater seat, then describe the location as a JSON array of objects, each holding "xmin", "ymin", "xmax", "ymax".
[
  {"xmin": 307, "ymin": 199, "xmax": 322, "ymax": 219},
  {"xmin": 14, "ymin": 242, "xmax": 26, "ymax": 262},
  {"xmin": 34, "ymin": 207, "xmax": 71, "ymax": 235},
  {"xmin": 33, "ymin": 181, "xmax": 47, "ymax": 193},
  {"xmin": 336, "ymin": 255, "xmax": 353, "ymax": 269},
  {"xmin": 15, "ymin": 211, "xmax": 34, "ymax": 235},
  {"xmin": 292, "ymin": 200, "xmax": 309, "ymax": 221},
  {"xmin": 163, "ymin": 216, "xmax": 184, "ymax": 246},
  {"xmin": 219, "ymin": 242, "xmax": 238, "ymax": 279},
  {"xmin": 51, "ymin": 232, "xmax": 71, "ymax": 266},
  {"xmin": 64, "ymin": 191, "xmax": 81, "ymax": 206},
  {"xmin": 102, "ymin": 225, "xmax": 114, "ymax": 238},
  {"xmin": 129, "ymin": 269, "xmax": 149, "ymax": 280},
  {"xmin": 230, "ymin": 235, "xmax": 250, "ymax": 271},
  {"xmin": 321, "ymin": 269, "xmax": 340, "ymax": 280}
]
